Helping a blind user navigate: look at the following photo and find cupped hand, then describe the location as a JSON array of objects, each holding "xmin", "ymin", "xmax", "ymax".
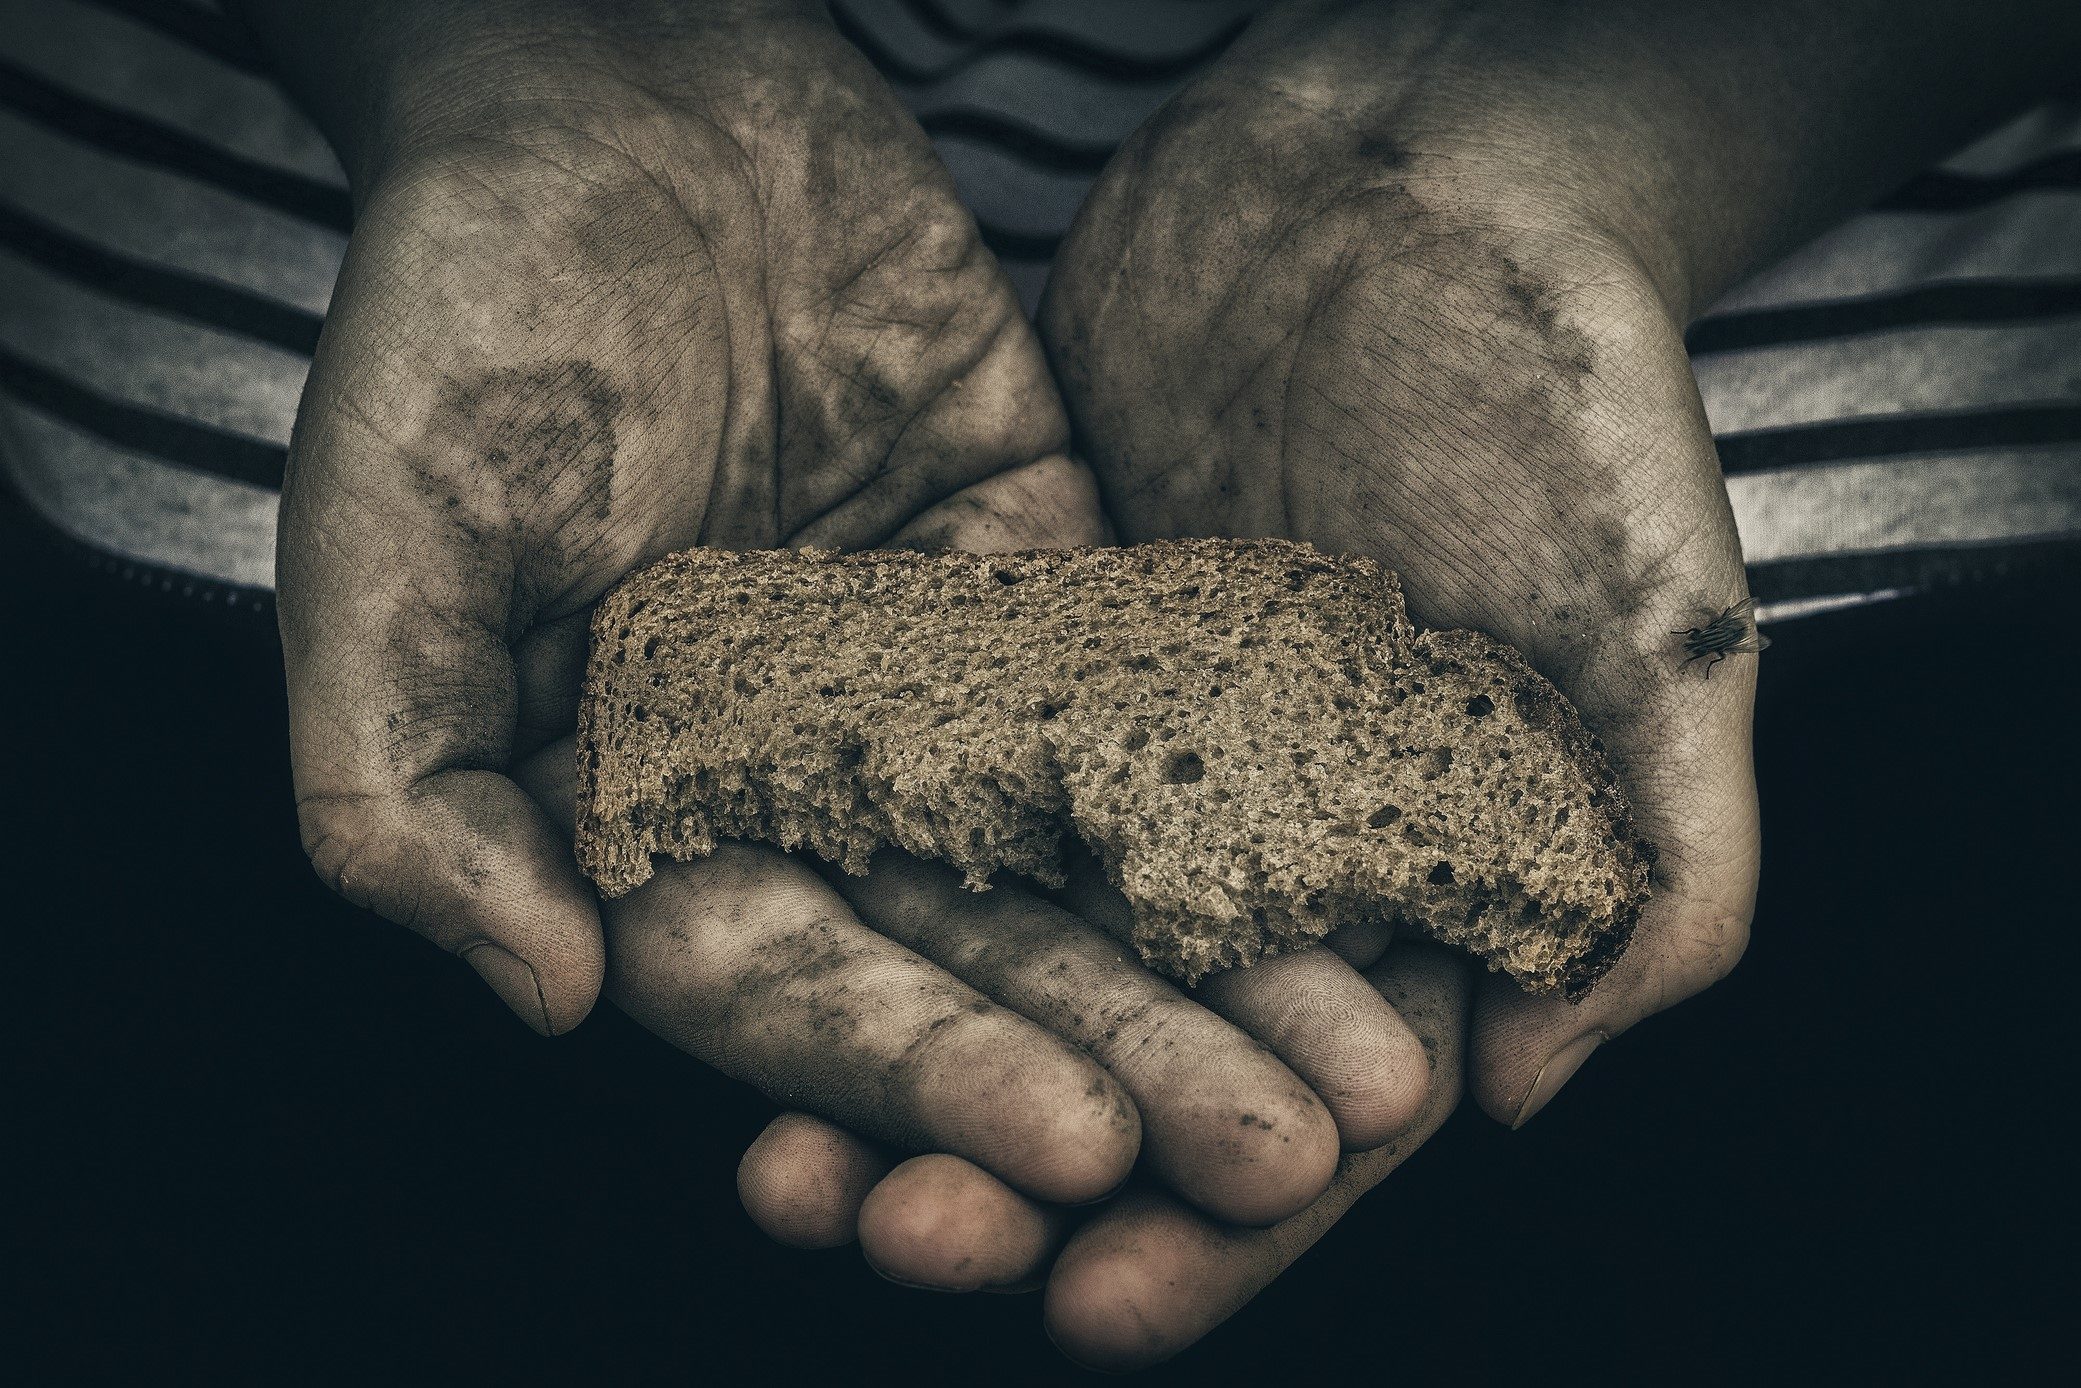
[
  {"xmin": 1039, "ymin": 12, "xmax": 1761, "ymax": 1134},
  {"xmin": 274, "ymin": 2, "xmax": 1434, "ymax": 1228},
  {"xmin": 278, "ymin": 5, "xmax": 1083, "ymax": 1035}
]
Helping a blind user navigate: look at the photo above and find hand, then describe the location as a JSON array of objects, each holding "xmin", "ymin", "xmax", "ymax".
[
  {"xmin": 263, "ymin": 0, "xmax": 1434, "ymax": 1231},
  {"xmin": 272, "ymin": 1, "xmax": 1084, "ymax": 1034},
  {"xmin": 1040, "ymin": 2, "xmax": 1765, "ymax": 1134}
]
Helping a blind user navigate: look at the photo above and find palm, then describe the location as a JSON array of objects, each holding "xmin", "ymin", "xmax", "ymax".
[
  {"xmin": 277, "ymin": 24, "xmax": 1087, "ymax": 1037},
  {"xmin": 287, "ymin": 49, "xmax": 1069, "ymax": 739}
]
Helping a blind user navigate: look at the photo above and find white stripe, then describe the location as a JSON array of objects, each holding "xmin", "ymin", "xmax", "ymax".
[
  {"xmin": 0, "ymin": 403, "xmax": 278, "ymax": 589},
  {"xmin": 0, "ymin": 246, "xmax": 308, "ymax": 445},
  {"xmin": 0, "ymin": 108, "xmax": 345, "ymax": 314},
  {"xmin": 1751, "ymin": 589, "xmax": 1913, "ymax": 625},
  {"xmin": 1935, "ymin": 103, "xmax": 2081, "ymax": 176},
  {"xmin": 1703, "ymin": 196, "xmax": 2081, "ymax": 316},
  {"xmin": 1695, "ymin": 317, "xmax": 2081, "ymax": 435},
  {"xmin": 1729, "ymin": 449, "xmax": 2081, "ymax": 565},
  {"xmin": 11, "ymin": 0, "xmax": 347, "ymax": 186}
]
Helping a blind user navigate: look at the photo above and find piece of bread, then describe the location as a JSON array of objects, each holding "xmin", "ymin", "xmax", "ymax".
[{"xmin": 575, "ymin": 540, "xmax": 1653, "ymax": 996}]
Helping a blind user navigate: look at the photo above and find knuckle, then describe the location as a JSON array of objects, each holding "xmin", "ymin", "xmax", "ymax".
[
  {"xmin": 296, "ymin": 792, "xmax": 426, "ymax": 934},
  {"xmin": 298, "ymin": 794, "xmax": 381, "ymax": 905},
  {"xmin": 1664, "ymin": 908, "xmax": 1753, "ymax": 999}
]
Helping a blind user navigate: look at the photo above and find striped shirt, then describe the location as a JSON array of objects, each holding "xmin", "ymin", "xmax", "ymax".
[{"xmin": 3, "ymin": 0, "xmax": 2078, "ymax": 626}]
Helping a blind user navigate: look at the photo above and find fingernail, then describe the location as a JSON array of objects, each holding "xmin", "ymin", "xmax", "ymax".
[
  {"xmin": 1512, "ymin": 1030, "xmax": 1607, "ymax": 1129},
  {"xmin": 984, "ymin": 1276, "xmax": 1044, "ymax": 1296},
  {"xmin": 463, "ymin": 943, "xmax": 552, "ymax": 1036},
  {"xmin": 863, "ymin": 1255, "xmax": 964, "ymax": 1294},
  {"xmin": 1044, "ymin": 1318, "xmax": 1142, "ymax": 1375},
  {"xmin": 1064, "ymin": 1174, "xmax": 1131, "ymax": 1208}
]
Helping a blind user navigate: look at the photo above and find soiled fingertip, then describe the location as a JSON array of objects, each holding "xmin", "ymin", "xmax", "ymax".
[
  {"xmin": 1042, "ymin": 1197, "xmax": 1227, "ymax": 1371},
  {"xmin": 992, "ymin": 1067, "xmax": 1143, "ymax": 1207},
  {"xmin": 857, "ymin": 1154, "xmax": 1060, "ymax": 1291},
  {"xmin": 1318, "ymin": 1003, "xmax": 1434, "ymax": 1151},
  {"xmin": 1162, "ymin": 1081, "xmax": 1339, "ymax": 1228},
  {"xmin": 1195, "ymin": 948, "xmax": 1430, "ymax": 1154},
  {"xmin": 913, "ymin": 1010, "xmax": 1143, "ymax": 1206},
  {"xmin": 462, "ymin": 942, "xmax": 555, "ymax": 1036},
  {"xmin": 738, "ymin": 1112, "xmax": 887, "ymax": 1249},
  {"xmin": 1321, "ymin": 918, "xmax": 1395, "ymax": 969}
]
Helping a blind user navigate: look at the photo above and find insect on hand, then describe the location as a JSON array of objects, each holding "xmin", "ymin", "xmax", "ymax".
[{"xmin": 1673, "ymin": 597, "xmax": 1770, "ymax": 677}]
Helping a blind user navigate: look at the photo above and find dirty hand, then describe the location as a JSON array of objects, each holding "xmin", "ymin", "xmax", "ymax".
[
  {"xmin": 1043, "ymin": 0, "xmax": 1767, "ymax": 1147},
  {"xmin": 249, "ymin": 0, "xmax": 1435, "ymax": 1235},
  {"xmin": 1042, "ymin": 0, "xmax": 2074, "ymax": 1141}
]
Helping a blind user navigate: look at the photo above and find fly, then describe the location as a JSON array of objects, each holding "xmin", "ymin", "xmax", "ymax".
[{"xmin": 1674, "ymin": 597, "xmax": 1769, "ymax": 677}]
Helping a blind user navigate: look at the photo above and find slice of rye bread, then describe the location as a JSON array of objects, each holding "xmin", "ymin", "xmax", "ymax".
[{"xmin": 575, "ymin": 540, "xmax": 1654, "ymax": 996}]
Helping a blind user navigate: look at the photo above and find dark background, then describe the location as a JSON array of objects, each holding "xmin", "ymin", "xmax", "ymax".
[{"xmin": 7, "ymin": 499, "xmax": 2071, "ymax": 1384}]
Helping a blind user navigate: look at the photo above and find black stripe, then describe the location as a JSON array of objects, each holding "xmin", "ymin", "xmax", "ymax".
[
  {"xmin": 1716, "ymin": 405, "xmax": 2081, "ymax": 473},
  {"xmin": 0, "ymin": 344, "xmax": 288, "ymax": 488},
  {"xmin": 1748, "ymin": 536, "xmax": 2081, "ymax": 606},
  {"xmin": 75, "ymin": 0, "xmax": 272, "ymax": 76},
  {"xmin": 0, "ymin": 201, "xmax": 324, "ymax": 356},
  {"xmin": 0, "ymin": 59, "xmax": 352, "ymax": 233},
  {"xmin": 1687, "ymin": 279, "xmax": 2081, "ymax": 356},
  {"xmin": 919, "ymin": 107, "xmax": 1117, "ymax": 174},
  {"xmin": 830, "ymin": 1, "xmax": 1246, "ymax": 85},
  {"xmin": 1874, "ymin": 148, "xmax": 2081, "ymax": 212},
  {"xmin": 897, "ymin": 0, "xmax": 990, "ymax": 42},
  {"xmin": 974, "ymin": 219, "xmax": 1060, "ymax": 263}
]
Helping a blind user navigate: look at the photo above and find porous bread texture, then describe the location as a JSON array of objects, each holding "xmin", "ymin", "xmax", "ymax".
[{"xmin": 575, "ymin": 540, "xmax": 1653, "ymax": 996}]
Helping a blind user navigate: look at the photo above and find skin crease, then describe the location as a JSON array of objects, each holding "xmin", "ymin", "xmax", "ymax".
[{"xmin": 234, "ymin": 0, "xmax": 2081, "ymax": 1370}]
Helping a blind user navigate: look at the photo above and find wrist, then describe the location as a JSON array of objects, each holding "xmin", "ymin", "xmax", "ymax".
[
  {"xmin": 1186, "ymin": 2, "xmax": 1700, "ymax": 321},
  {"xmin": 1108, "ymin": 13, "xmax": 1685, "ymax": 334},
  {"xmin": 227, "ymin": 0, "xmax": 827, "ymax": 186},
  {"xmin": 1219, "ymin": 0, "xmax": 2079, "ymax": 323}
]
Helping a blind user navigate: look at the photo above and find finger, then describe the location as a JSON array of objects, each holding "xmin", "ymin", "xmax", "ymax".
[
  {"xmin": 738, "ymin": 1112, "xmax": 889, "ymax": 1249},
  {"xmin": 886, "ymin": 453, "xmax": 1114, "ymax": 552},
  {"xmin": 857, "ymin": 1154, "xmax": 1067, "ymax": 1293},
  {"xmin": 1057, "ymin": 849, "xmax": 1431, "ymax": 1152},
  {"xmin": 511, "ymin": 610, "xmax": 592, "ymax": 760},
  {"xmin": 1043, "ymin": 945, "xmax": 1470, "ymax": 1372},
  {"xmin": 1321, "ymin": 918, "xmax": 1395, "ymax": 971},
  {"xmin": 518, "ymin": 744, "xmax": 1139, "ymax": 1205},
  {"xmin": 1194, "ymin": 951, "xmax": 1431, "ymax": 1151},
  {"xmin": 835, "ymin": 853, "xmax": 1339, "ymax": 1226},
  {"xmin": 1471, "ymin": 820, "xmax": 1758, "ymax": 1128},
  {"xmin": 1471, "ymin": 667, "xmax": 1761, "ymax": 1128}
]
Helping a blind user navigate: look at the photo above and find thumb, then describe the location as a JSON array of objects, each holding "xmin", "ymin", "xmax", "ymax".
[
  {"xmin": 1471, "ymin": 651, "xmax": 1760, "ymax": 1126},
  {"xmin": 278, "ymin": 394, "xmax": 605, "ymax": 1038}
]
